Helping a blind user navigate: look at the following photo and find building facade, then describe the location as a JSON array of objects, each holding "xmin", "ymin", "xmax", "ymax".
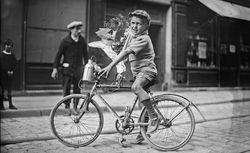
[
  {"xmin": 171, "ymin": 0, "xmax": 250, "ymax": 88},
  {"xmin": 1, "ymin": 0, "xmax": 250, "ymax": 91}
]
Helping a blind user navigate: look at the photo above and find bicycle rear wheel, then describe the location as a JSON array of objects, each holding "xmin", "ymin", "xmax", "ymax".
[
  {"xmin": 50, "ymin": 94, "xmax": 103, "ymax": 148},
  {"xmin": 139, "ymin": 94, "xmax": 195, "ymax": 151}
]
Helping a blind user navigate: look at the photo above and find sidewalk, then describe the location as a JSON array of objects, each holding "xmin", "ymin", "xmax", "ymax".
[{"xmin": 1, "ymin": 88, "xmax": 250, "ymax": 118}]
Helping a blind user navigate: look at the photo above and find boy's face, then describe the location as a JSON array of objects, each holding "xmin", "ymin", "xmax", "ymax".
[
  {"xmin": 130, "ymin": 16, "xmax": 148, "ymax": 35},
  {"xmin": 71, "ymin": 26, "xmax": 82, "ymax": 37},
  {"xmin": 5, "ymin": 44, "xmax": 13, "ymax": 52}
]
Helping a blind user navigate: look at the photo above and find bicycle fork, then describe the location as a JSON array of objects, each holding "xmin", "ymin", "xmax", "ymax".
[{"xmin": 74, "ymin": 93, "xmax": 92, "ymax": 123}]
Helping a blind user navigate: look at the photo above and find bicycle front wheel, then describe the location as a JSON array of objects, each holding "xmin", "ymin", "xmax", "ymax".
[
  {"xmin": 139, "ymin": 94, "xmax": 195, "ymax": 151},
  {"xmin": 50, "ymin": 94, "xmax": 104, "ymax": 148}
]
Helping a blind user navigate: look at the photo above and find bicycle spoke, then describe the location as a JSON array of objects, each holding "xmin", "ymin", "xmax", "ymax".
[
  {"xmin": 140, "ymin": 94, "xmax": 195, "ymax": 151},
  {"xmin": 50, "ymin": 94, "xmax": 103, "ymax": 147}
]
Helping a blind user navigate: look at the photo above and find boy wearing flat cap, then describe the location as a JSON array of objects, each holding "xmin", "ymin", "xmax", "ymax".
[
  {"xmin": 51, "ymin": 21, "xmax": 89, "ymax": 111},
  {"xmin": 99, "ymin": 10, "xmax": 159, "ymax": 142}
]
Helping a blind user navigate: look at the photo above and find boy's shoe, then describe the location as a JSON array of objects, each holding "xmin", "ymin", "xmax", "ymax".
[
  {"xmin": 136, "ymin": 133, "xmax": 151, "ymax": 144},
  {"xmin": 9, "ymin": 105, "xmax": 17, "ymax": 110},
  {"xmin": 136, "ymin": 134, "xmax": 144, "ymax": 144}
]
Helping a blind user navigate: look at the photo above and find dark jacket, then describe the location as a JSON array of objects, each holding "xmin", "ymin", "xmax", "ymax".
[
  {"xmin": 0, "ymin": 51, "xmax": 17, "ymax": 88},
  {"xmin": 53, "ymin": 34, "xmax": 89, "ymax": 76},
  {"xmin": 53, "ymin": 35, "xmax": 89, "ymax": 68}
]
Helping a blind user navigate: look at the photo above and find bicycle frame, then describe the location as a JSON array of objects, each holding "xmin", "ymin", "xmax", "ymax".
[
  {"xmin": 76, "ymin": 77, "xmax": 151, "ymax": 127},
  {"xmin": 51, "ymin": 73, "xmax": 200, "ymax": 150},
  {"xmin": 76, "ymin": 74, "xmax": 205, "ymax": 128}
]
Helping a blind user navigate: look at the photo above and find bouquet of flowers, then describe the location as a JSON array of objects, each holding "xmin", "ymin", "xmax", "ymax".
[{"xmin": 88, "ymin": 14, "xmax": 129, "ymax": 75}]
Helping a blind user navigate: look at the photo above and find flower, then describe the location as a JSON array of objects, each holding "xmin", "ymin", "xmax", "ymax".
[
  {"xmin": 99, "ymin": 14, "xmax": 129, "ymax": 53},
  {"xmin": 95, "ymin": 28, "xmax": 114, "ymax": 40}
]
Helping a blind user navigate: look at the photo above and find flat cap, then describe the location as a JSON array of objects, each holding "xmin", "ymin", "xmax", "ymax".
[{"xmin": 67, "ymin": 21, "xmax": 83, "ymax": 29}]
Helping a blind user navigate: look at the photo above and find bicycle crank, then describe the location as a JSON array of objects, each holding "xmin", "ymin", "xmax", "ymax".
[{"xmin": 115, "ymin": 115, "xmax": 135, "ymax": 134}]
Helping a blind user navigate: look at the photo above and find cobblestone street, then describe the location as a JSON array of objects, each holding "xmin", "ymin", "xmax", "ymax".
[
  {"xmin": 1, "ymin": 115, "xmax": 250, "ymax": 153},
  {"xmin": 1, "ymin": 100, "xmax": 250, "ymax": 153}
]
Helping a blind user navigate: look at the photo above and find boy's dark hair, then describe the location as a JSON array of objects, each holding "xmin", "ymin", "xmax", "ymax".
[{"xmin": 3, "ymin": 39, "xmax": 14, "ymax": 46}]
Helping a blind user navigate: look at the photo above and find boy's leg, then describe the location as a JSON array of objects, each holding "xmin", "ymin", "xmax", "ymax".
[
  {"xmin": 136, "ymin": 112, "xmax": 149, "ymax": 144},
  {"xmin": 132, "ymin": 76, "xmax": 159, "ymax": 135},
  {"xmin": 0, "ymin": 93, "xmax": 5, "ymax": 110},
  {"xmin": 7, "ymin": 86, "xmax": 17, "ymax": 109},
  {"xmin": 8, "ymin": 94, "xmax": 17, "ymax": 109},
  {"xmin": 0, "ymin": 77, "xmax": 5, "ymax": 110},
  {"xmin": 4, "ymin": 79, "xmax": 17, "ymax": 110},
  {"xmin": 72, "ymin": 76, "xmax": 81, "ymax": 110},
  {"xmin": 132, "ymin": 77, "xmax": 157, "ymax": 120},
  {"xmin": 62, "ymin": 76, "xmax": 72, "ymax": 109}
]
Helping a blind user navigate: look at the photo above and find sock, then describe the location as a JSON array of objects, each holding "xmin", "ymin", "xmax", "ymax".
[{"xmin": 141, "ymin": 99, "xmax": 157, "ymax": 119}]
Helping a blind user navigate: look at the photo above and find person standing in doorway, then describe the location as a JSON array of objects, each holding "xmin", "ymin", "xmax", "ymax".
[
  {"xmin": 51, "ymin": 21, "xmax": 89, "ymax": 110},
  {"xmin": 0, "ymin": 39, "xmax": 18, "ymax": 110}
]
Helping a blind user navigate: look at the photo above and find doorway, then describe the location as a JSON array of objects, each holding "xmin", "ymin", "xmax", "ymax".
[
  {"xmin": 219, "ymin": 18, "xmax": 238, "ymax": 86},
  {"xmin": 24, "ymin": 0, "xmax": 87, "ymax": 89},
  {"xmin": 149, "ymin": 24, "xmax": 165, "ymax": 87}
]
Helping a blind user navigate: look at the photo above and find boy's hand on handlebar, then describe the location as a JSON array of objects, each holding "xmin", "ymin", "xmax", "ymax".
[{"xmin": 98, "ymin": 65, "xmax": 112, "ymax": 78}]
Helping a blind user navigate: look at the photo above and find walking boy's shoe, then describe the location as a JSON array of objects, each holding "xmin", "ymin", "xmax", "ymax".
[{"xmin": 9, "ymin": 105, "xmax": 17, "ymax": 110}]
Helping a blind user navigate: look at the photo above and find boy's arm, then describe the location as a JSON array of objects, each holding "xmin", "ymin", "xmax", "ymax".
[
  {"xmin": 110, "ymin": 48, "xmax": 132, "ymax": 68},
  {"xmin": 99, "ymin": 48, "xmax": 133, "ymax": 78},
  {"xmin": 51, "ymin": 41, "xmax": 65, "ymax": 79}
]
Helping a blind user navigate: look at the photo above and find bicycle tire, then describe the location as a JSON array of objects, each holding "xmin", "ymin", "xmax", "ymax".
[
  {"xmin": 50, "ymin": 94, "xmax": 104, "ymax": 148},
  {"xmin": 139, "ymin": 94, "xmax": 195, "ymax": 151}
]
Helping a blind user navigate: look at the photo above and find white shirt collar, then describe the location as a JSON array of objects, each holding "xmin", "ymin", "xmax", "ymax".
[
  {"xmin": 2, "ymin": 50, "xmax": 12, "ymax": 55},
  {"xmin": 71, "ymin": 34, "xmax": 79, "ymax": 42}
]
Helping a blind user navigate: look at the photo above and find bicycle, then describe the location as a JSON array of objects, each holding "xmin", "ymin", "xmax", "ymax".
[{"xmin": 50, "ymin": 70, "xmax": 205, "ymax": 151}]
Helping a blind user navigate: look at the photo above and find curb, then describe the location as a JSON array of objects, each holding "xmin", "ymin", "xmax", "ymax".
[
  {"xmin": 11, "ymin": 87, "xmax": 250, "ymax": 97},
  {"xmin": 1, "ymin": 98, "xmax": 250, "ymax": 118}
]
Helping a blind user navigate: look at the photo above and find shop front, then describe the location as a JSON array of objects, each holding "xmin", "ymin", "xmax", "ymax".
[
  {"xmin": 171, "ymin": 0, "xmax": 250, "ymax": 87},
  {"xmin": 2, "ymin": 0, "xmax": 249, "ymax": 91},
  {"xmin": 2, "ymin": 0, "xmax": 171, "ymax": 91},
  {"xmin": 88, "ymin": 0, "xmax": 171, "ymax": 89}
]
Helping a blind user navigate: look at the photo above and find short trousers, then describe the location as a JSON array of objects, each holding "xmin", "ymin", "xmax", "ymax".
[{"xmin": 134, "ymin": 70, "xmax": 157, "ymax": 82}]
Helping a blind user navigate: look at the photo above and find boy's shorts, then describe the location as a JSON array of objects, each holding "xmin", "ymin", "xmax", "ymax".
[{"xmin": 134, "ymin": 70, "xmax": 157, "ymax": 82}]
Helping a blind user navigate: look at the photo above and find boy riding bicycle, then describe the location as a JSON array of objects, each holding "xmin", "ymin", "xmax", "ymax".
[{"xmin": 99, "ymin": 10, "xmax": 159, "ymax": 143}]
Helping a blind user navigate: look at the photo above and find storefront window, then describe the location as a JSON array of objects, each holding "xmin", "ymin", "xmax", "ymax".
[
  {"xmin": 240, "ymin": 31, "xmax": 250, "ymax": 70},
  {"xmin": 186, "ymin": 0, "xmax": 217, "ymax": 68},
  {"xmin": 186, "ymin": 33, "xmax": 216, "ymax": 68}
]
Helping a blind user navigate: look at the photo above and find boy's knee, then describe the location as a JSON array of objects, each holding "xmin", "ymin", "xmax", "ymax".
[{"xmin": 131, "ymin": 84, "xmax": 143, "ymax": 94}]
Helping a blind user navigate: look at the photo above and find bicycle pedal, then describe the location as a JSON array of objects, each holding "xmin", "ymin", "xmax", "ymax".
[
  {"xmin": 118, "ymin": 137, "xmax": 131, "ymax": 148},
  {"xmin": 118, "ymin": 137, "xmax": 126, "ymax": 144}
]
